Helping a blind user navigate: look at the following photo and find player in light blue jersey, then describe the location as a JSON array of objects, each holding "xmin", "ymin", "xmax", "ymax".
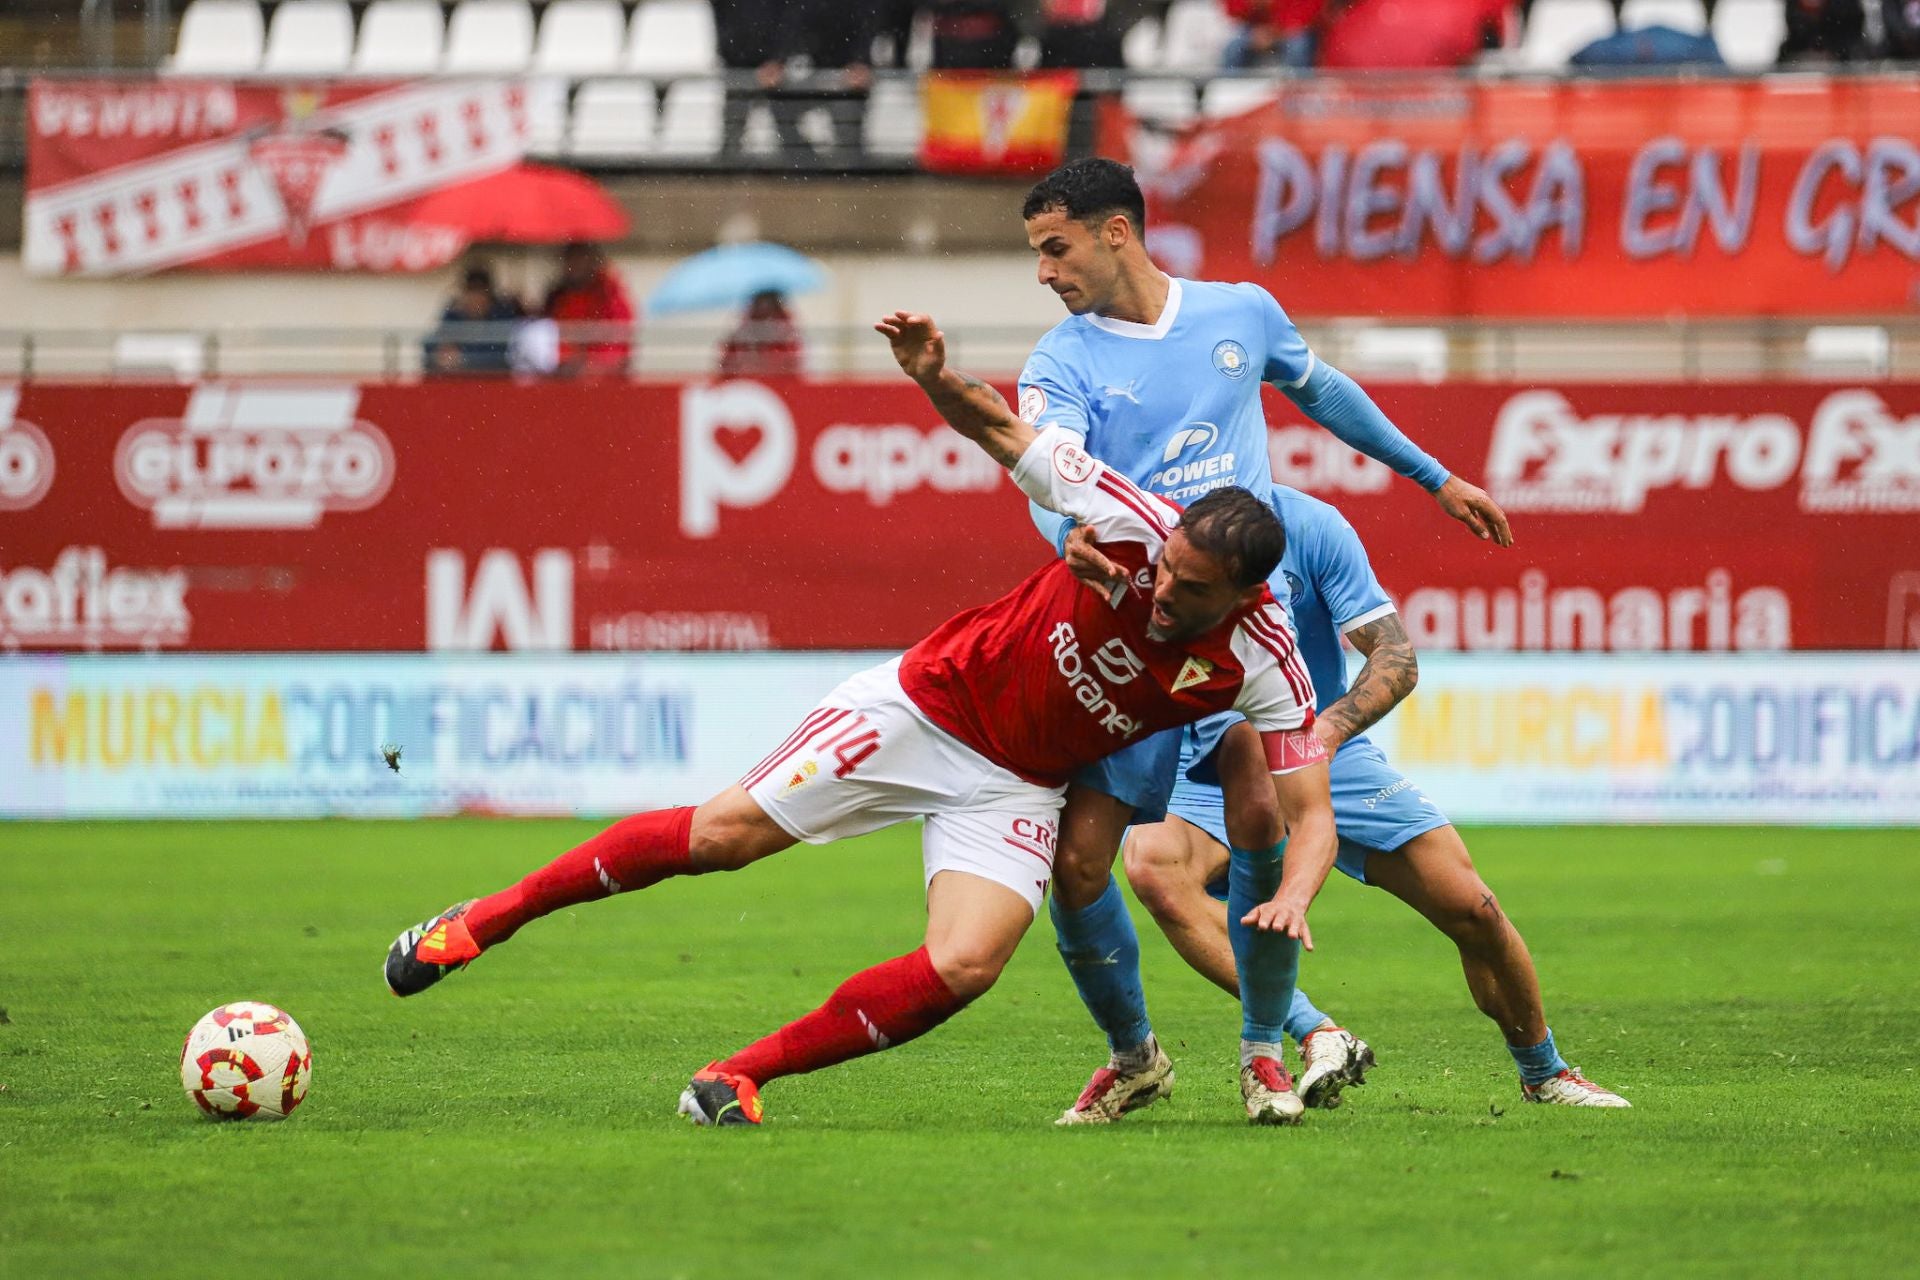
[
  {"xmin": 1016, "ymin": 158, "xmax": 1515, "ymax": 1120},
  {"xmin": 1052, "ymin": 489, "xmax": 1630, "ymax": 1118}
]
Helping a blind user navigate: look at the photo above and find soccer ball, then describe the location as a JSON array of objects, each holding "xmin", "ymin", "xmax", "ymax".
[{"xmin": 179, "ymin": 1001, "xmax": 312, "ymax": 1120}]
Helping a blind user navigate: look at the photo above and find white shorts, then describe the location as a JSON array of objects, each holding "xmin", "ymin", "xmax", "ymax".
[{"xmin": 740, "ymin": 658, "xmax": 1066, "ymax": 915}]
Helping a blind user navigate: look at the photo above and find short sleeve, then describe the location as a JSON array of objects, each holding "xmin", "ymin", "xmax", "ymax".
[
  {"xmin": 1012, "ymin": 427, "xmax": 1179, "ymax": 548},
  {"xmin": 1230, "ymin": 603, "xmax": 1318, "ymax": 739},
  {"xmin": 1017, "ymin": 342, "xmax": 1093, "ymax": 437},
  {"xmin": 1311, "ymin": 509, "xmax": 1395, "ymax": 633},
  {"xmin": 1251, "ymin": 285, "xmax": 1315, "ymax": 390}
]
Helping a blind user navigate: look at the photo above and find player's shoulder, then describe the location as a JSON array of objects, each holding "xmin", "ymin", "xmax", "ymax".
[
  {"xmin": 1267, "ymin": 484, "xmax": 1344, "ymax": 533},
  {"xmin": 1021, "ymin": 316, "xmax": 1094, "ymax": 378},
  {"xmin": 1188, "ymin": 278, "xmax": 1283, "ymax": 315}
]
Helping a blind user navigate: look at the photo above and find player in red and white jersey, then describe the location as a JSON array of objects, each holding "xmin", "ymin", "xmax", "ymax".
[{"xmin": 382, "ymin": 312, "xmax": 1336, "ymax": 1129}]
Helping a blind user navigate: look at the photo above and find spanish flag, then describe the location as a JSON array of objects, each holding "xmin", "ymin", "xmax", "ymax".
[{"xmin": 919, "ymin": 71, "xmax": 1080, "ymax": 176}]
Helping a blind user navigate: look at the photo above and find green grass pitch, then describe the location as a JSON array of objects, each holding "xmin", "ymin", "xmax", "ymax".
[{"xmin": 3, "ymin": 821, "xmax": 1916, "ymax": 1278}]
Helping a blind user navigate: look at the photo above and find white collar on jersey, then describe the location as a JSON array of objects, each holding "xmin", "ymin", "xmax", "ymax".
[{"xmin": 1084, "ymin": 276, "xmax": 1183, "ymax": 341}]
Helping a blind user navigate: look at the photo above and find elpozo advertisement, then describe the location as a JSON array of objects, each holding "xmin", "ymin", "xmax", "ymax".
[{"xmin": 4, "ymin": 651, "xmax": 1917, "ymax": 824}]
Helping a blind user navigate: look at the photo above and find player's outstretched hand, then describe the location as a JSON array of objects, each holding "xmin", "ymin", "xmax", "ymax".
[
  {"xmin": 1433, "ymin": 475, "xmax": 1514, "ymax": 547},
  {"xmin": 1064, "ymin": 525, "xmax": 1127, "ymax": 597},
  {"xmin": 874, "ymin": 311, "xmax": 946, "ymax": 384},
  {"xmin": 1241, "ymin": 896, "xmax": 1314, "ymax": 951}
]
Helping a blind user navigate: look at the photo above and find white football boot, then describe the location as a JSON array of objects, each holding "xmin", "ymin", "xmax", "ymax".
[
  {"xmin": 1055, "ymin": 1039, "xmax": 1175, "ymax": 1125},
  {"xmin": 1297, "ymin": 1024, "xmax": 1377, "ymax": 1110},
  {"xmin": 1239, "ymin": 1054, "xmax": 1305, "ymax": 1126},
  {"xmin": 1522, "ymin": 1067, "xmax": 1631, "ymax": 1108}
]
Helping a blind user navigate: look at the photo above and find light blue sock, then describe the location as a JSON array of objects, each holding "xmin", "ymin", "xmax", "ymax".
[
  {"xmin": 1227, "ymin": 843, "xmax": 1298, "ymax": 1044},
  {"xmin": 1509, "ymin": 1028, "xmax": 1569, "ymax": 1086},
  {"xmin": 1284, "ymin": 987, "xmax": 1332, "ymax": 1045},
  {"xmin": 1050, "ymin": 875, "xmax": 1153, "ymax": 1055}
]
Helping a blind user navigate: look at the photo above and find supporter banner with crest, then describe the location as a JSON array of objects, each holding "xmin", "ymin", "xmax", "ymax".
[
  {"xmin": 1104, "ymin": 75, "xmax": 1920, "ymax": 319},
  {"xmin": 23, "ymin": 78, "xmax": 617, "ymax": 275},
  {"xmin": 920, "ymin": 71, "xmax": 1079, "ymax": 176},
  {"xmin": 1, "ymin": 378, "xmax": 1918, "ymax": 653}
]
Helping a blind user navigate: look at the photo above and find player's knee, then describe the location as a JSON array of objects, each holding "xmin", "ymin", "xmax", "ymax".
[
  {"xmin": 1222, "ymin": 790, "xmax": 1282, "ymax": 852},
  {"xmin": 1122, "ymin": 842, "xmax": 1191, "ymax": 922},
  {"xmin": 1438, "ymin": 883, "xmax": 1507, "ymax": 947},
  {"xmin": 1052, "ymin": 845, "xmax": 1115, "ymax": 912},
  {"xmin": 927, "ymin": 943, "xmax": 1005, "ymax": 1002}
]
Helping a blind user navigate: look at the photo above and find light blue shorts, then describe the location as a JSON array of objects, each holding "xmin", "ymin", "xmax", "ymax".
[{"xmin": 1166, "ymin": 729, "xmax": 1450, "ymax": 887}]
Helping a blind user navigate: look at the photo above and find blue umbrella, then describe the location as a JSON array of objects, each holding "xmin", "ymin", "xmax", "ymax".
[{"xmin": 646, "ymin": 242, "xmax": 829, "ymax": 315}]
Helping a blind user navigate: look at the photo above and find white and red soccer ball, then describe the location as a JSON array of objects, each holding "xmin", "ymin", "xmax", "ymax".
[{"xmin": 179, "ymin": 1001, "xmax": 312, "ymax": 1120}]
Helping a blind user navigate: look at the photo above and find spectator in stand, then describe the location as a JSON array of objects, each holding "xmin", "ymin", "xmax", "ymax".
[
  {"xmin": 1318, "ymin": 0, "xmax": 1514, "ymax": 70},
  {"xmin": 720, "ymin": 0, "xmax": 887, "ymax": 161},
  {"xmin": 543, "ymin": 243, "xmax": 635, "ymax": 378},
  {"xmin": 717, "ymin": 290, "xmax": 806, "ymax": 377},
  {"xmin": 1040, "ymin": 0, "xmax": 1127, "ymax": 66},
  {"xmin": 1885, "ymin": 0, "xmax": 1920, "ymax": 57},
  {"xmin": 713, "ymin": 0, "xmax": 790, "ymax": 158},
  {"xmin": 424, "ymin": 263, "xmax": 523, "ymax": 376},
  {"xmin": 1517, "ymin": 0, "xmax": 1718, "ymax": 29},
  {"xmin": 1222, "ymin": 0, "xmax": 1325, "ymax": 69},
  {"xmin": 1778, "ymin": 0, "xmax": 1866, "ymax": 60},
  {"xmin": 927, "ymin": 0, "xmax": 1020, "ymax": 68}
]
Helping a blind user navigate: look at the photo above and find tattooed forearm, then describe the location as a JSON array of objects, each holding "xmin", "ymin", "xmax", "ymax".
[
  {"xmin": 919, "ymin": 368, "xmax": 1030, "ymax": 468},
  {"xmin": 1317, "ymin": 612, "xmax": 1418, "ymax": 750}
]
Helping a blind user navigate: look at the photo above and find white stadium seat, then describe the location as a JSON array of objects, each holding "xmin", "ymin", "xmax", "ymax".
[
  {"xmin": 1160, "ymin": 0, "xmax": 1235, "ymax": 70},
  {"xmin": 113, "ymin": 334, "xmax": 205, "ymax": 381},
  {"xmin": 1805, "ymin": 326, "xmax": 1891, "ymax": 376},
  {"xmin": 1713, "ymin": 0, "xmax": 1785, "ymax": 69},
  {"xmin": 862, "ymin": 77, "xmax": 921, "ymax": 158},
  {"xmin": 262, "ymin": 0, "xmax": 355, "ymax": 73},
  {"xmin": 568, "ymin": 79, "xmax": 657, "ymax": 158},
  {"xmin": 1201, "ymin": 77, "xmax": 1277, "ymax": 118},
  {"xmin": 1121, "ymin": 16, "xmax": 1163, "ymax": 69},
  {"xmin": 534, "ymin": 0, "xmax": 628, "ymax": 75},
  {"xmin": 626, "ymin": 0, "xmax": 720, "ymax": 75},
  {"xmin": 1122, "ymin": 77, "xmax": 1197, "ymax": 127},
  {"xmin": 443, "ymin": 0, "xmax": 535, "ymax": 73},
  {"xmin": 353, "ymin": 0, "xmax": 445, "ymax": 73},
  {"xmin": 1520, "ymin": 0, "xmax": 1618, "ymax": 69},
  {"xmin": 169, "ymin": 0, "xmax": 264, "ymax": 73},
  {"xmin": 656, "ymin": 77, "xmax": 724, "ymax": 156},
  {"xmin": 1345, "ymin": 327, "xmax": 1449, "ymax": 383},
  {"xmin": 1619, "ymin": 0, "xmax": 1707, "ymax": 33}
]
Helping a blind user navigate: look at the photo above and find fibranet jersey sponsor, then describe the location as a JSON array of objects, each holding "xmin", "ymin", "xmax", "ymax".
[{"xmin": 897, "ymin": 427, "xmax": 1327, "ymax": 787}]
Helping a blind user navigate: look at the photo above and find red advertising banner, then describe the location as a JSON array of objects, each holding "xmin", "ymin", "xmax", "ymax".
[
  {"xmin": 24, "ymin": 79, "xmax": 624, "ymax": 276},
  {"xmin": 1105, "ymin": 75, "xmax": 1920, "ymax": 319},
  {"xmin": 0, "ymin": 379, "xmax": 1915, "ymax": 653}
]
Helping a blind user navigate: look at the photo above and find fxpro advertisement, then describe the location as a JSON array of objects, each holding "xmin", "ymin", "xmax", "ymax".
[{"xmin": 1, "ymin": 652, "xmax": 1916, "ymax": 823}]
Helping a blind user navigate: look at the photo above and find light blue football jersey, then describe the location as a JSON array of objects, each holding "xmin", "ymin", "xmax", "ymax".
[
  {"xmin": 1265, "ymin": 484, "xmax": 1395, "ymax": 742},
  {"xmin": 1016, "ymin": 277, "xmax": 1312, "ymax": 504}
]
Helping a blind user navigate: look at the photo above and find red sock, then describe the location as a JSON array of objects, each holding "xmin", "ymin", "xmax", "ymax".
[
  {"xmin": 717, "ymin": 947, "xmax": 965, "ymax": 1085},
  {"xmin": 464, "ymin": 807, "xmax": 695, "ymax": 948}
]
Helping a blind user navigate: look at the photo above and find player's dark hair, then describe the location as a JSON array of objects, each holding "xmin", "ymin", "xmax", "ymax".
[
  {"xmin": 1022, "ymin": 158, "xmax": 1148, "ymax": 235},
  {"xmin": 1179, "ymin": 487, "xmax": 1284, "ymax": 589}
]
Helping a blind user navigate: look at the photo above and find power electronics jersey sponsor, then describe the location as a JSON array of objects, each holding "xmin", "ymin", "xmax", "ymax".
[
  {"xmin": 898, "ymin": 427, "xmax": 1326, "ymax": 787},
  {"xmin": 1015, "ymin": 277, "xmax": 1306, "ymax": 505}
]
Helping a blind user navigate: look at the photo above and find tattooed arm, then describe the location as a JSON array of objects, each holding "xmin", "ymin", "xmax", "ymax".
[
  {"xmin": 1315, "ymin": 611, "xmax": 1419, "ymax": 752},
  {"xmin": 875, "ymin": 310, "xmax": 1037, "ymax": 468}
]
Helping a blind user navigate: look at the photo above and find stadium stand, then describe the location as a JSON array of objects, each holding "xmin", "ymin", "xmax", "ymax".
[
  {"xmin": 625, "ymin": 0, "xmax": 720, "ymax": 75},
  {"xmin": 261, "ymin": 0, "xmax": 355, "ymax": 73},
  {"xmin": 167, "ymin": 0, "xmax": 264, "ymax": 72},
  {"xmin": 442, "ymin": 0, "xmax": 537, "ymax": 73},
  {"xmin": 533, "ymin": 0, "xmax": 628, "ymax": 75},
  {"xmin": 568, "ymin": 77, "xmax": 658, "ymax": 157}
]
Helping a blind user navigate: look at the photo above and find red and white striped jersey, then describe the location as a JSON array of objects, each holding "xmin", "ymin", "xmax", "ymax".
[{"xmin": 898, "ymin": 426, "xmax": 1325, "ymax": 788}]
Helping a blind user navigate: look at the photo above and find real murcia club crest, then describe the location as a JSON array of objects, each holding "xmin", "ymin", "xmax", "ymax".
[{"xmin": 1171, "ymin": 655, "xmax": 1213, "ymax": 693}]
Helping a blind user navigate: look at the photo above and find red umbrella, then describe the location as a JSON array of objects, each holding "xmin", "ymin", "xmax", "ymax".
[{"xmin": 411, "ymin": 162, "xmax": 629, "ymax": 244}]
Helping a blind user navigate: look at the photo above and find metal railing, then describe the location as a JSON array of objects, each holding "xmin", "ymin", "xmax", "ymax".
[
  {"xmin": 5, "ymin": 318, "xmax": 1917, "ymax": 381},
  {"xmin": 8, "ymin": 63, "xmax": 1920, "ymax": 175}
]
